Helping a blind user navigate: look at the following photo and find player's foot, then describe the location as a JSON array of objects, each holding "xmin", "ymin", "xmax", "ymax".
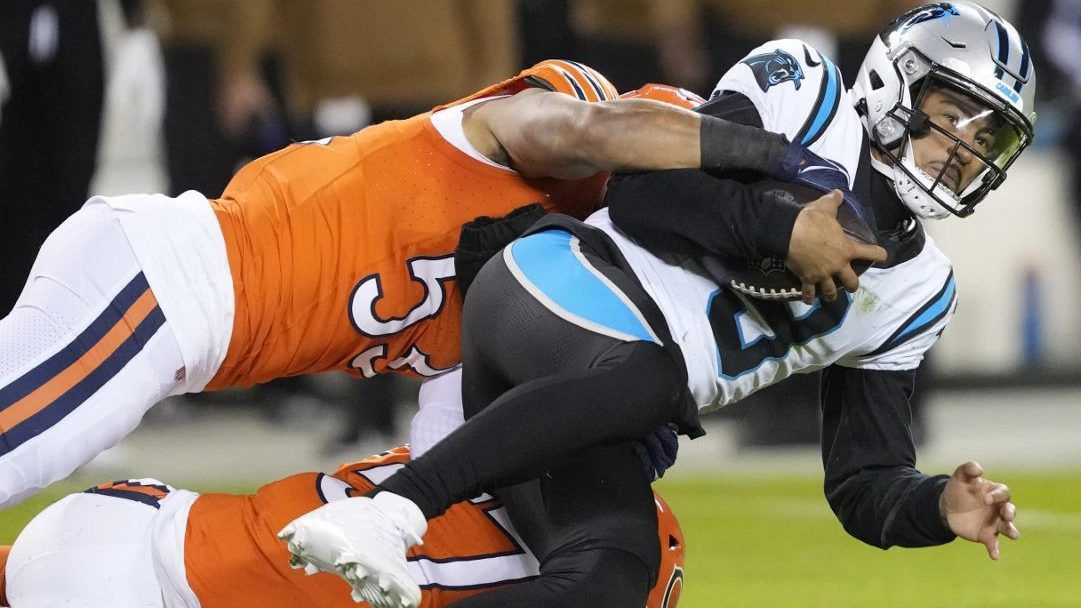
[{"xmin": 279, "ymin": 492, "xmax": 427, "ymax": 608}]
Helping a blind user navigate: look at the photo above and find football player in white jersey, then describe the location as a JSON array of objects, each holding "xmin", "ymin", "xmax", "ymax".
[{"xmin": 281, "ymin": 4, "xmax": 1033, "ymax": 607}]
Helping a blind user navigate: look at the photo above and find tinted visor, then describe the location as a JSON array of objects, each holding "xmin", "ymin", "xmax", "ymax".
[{"xmin": 909, "ymin": 74, "xmax": 1029, "ymax": 197}]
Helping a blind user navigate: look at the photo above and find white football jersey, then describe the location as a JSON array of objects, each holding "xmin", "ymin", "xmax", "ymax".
[{"xmin": 588, "ymin": 39, "xmax": 958, "ymax": 413}]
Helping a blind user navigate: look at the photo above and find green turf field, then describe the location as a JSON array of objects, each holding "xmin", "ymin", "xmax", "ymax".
[
  {"xmin": 655, "ymin": 472, "xmax": 1081, "ymax": 608},
  {"xmin": 2, "ymin": 472, "xmax": 1078, "ymax": 607}
]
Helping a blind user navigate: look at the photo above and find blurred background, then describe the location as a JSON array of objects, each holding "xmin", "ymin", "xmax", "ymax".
[{"xmin": 1, "ymin": 1, "xmax": 1079, "ymax": 604}]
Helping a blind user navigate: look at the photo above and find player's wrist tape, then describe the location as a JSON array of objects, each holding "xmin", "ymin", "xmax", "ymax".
[{"xmin": 699, "ymin": 115, "xmax": 788, "ymax": 174}]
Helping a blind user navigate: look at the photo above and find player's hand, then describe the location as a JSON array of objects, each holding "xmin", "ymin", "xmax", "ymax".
[
  {"xmin": 786, "ymin": 190, "xmax": 888, "ymax": 304},
  {"xmin": 633, "ymin": 423, "xmax": 680, "ymax": 481},
  {"xmin": 940, "ymin": 461, "xmax": 1020, "ymax": 560}
]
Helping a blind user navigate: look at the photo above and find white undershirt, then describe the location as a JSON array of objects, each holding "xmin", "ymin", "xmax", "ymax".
[{"xmin": 428, "ymin": 96, "xmax": 516, "ymax": 173}]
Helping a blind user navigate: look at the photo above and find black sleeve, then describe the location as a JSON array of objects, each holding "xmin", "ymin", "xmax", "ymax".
[
  {"xmin": 454, "ymin": 203, "xmax": 546, "ymax": 298},
  {"xmin": 820, "ymin": 364, "xmax": 956, "ymax": 549},
  {"xmin": 606, "ymin": 91, "xmax": 800, "ymax": 260},
  {"xmin": 606, "ymin": 169, "xmax": 801, "ymax": 260}
]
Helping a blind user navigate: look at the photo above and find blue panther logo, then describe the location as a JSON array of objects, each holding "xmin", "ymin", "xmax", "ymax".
[
  {"xmin": 887, "ymin": 3, "xmax": 959, "ymax": 35},
  {"xmin": 742, "ymin": 50, "xmax": 804, "ymax": 92}
]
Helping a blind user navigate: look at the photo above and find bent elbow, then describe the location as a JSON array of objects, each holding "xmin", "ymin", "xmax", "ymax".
[{"xmin": 825, "ymin": 482, "xmax": 891, "ymax": 550}]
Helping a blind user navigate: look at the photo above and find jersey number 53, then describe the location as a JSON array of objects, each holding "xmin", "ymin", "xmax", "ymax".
[{"xmin": 347, "ymin": 255, "xmax": 457, "ymax": 378}]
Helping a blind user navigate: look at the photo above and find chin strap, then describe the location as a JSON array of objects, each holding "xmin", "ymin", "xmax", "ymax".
[
  {"xmin": 868, "ymin": 152, "xmax": 893, "ymax": 178},
  {"xmin": 895, "ymin": 153, "xmax": 959, "ymax": 219}
]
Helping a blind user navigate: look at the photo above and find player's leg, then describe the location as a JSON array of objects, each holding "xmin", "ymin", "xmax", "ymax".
[
  {"xmin": 448, "ymin": 443, "xmax": 659, "ymax": 608},
  {"xmin": 281, "ymin": 228, "xmax": 686, "ymax": 608},
  {"xmin": 4, "ymin": 485, "xmax": 169, "ymax": 607},
  {"xmin": 373, "ymin": 231, "xmax": 686, "ymax": 520},
  {"xmin": 0, "ymin": 202, "xmax": 187, "ymax": 507}
]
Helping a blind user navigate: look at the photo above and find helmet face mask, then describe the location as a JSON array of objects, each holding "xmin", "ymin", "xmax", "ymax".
[
  {"xmin": 852, "ymin": 2, "xmax": 1037, "ymax": 219},
  {"xmin": 878, "ymin": 67, "xmax": 1032, "ymax": 217}
]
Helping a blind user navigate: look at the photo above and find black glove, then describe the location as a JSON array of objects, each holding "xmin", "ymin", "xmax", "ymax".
[
  {"xmin": 633, "ymin": 423, "xmax": 680, "ymax": 482},
  {"xmin": 455, "ymin": 203, "xmax": 546, "ymax": 298}
]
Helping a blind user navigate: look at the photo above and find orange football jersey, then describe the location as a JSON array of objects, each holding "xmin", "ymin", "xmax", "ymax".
[
  {"xmin": 185, "ymin": 447, "xmax": 536, "ymax": 608},
  {"xmin": 207, "ymin": 61, "xmax": 617, "ymax": 389}
]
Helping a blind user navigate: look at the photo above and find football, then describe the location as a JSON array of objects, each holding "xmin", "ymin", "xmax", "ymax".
[{"xmin": 701, "ymin": 180, "xmax": 878, "ymax": 301}]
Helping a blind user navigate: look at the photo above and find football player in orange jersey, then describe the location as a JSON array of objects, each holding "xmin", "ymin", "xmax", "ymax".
[
  {"xmin": 0, "ymin": 57, "xmax": 880, "ymax": 510},
  {"xmin": 0, "ymin": 445, "xmax": 685, "ymax": 608}
]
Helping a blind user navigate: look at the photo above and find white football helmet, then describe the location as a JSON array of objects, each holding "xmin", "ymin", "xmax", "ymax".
[{"xmin": 851, "ymin": 2, "xmax": 1036, "ymax": 219}]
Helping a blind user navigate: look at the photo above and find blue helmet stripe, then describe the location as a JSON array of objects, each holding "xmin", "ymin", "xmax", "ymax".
[
  {"xmin": 1014, "ymin": 38, "xmax": 1031, "ymax": 93},
  {"xmin": 552, "ymin": 68, "xmax": 588, "ymax": 101},
  {"xmin": 993, "ymin": 19, "xmax": 1009, "ymax": 80}
]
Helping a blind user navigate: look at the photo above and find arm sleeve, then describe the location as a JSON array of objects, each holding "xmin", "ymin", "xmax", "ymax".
[
  {"xmin": 606, "ymin": 169, "xmax": 801, "ymax": 259},
  {"xmin": 606, "ymin": 88, "xmax": 801, "ymax": 260},
  {"xmin": 820, "ymin": 365, "xmax": 956, "ymax": 549}
]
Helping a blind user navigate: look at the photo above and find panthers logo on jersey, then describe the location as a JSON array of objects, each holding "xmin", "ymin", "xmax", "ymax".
[{"xmin": 742, "ymin": 49, "xmax": 805, "ymax": 92}]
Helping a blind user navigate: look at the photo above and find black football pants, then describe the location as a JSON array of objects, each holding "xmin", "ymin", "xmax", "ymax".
[
  {"xmin": 373, "ymin": 234, "xmax": 685, "ymax": 606},
  {"xmin": 375, "ymin": 231, "xmax": 685, "ymax": 518},
  {"xmin": 446, "ymin": 444, "xmax": 658, "ymax": 608}
]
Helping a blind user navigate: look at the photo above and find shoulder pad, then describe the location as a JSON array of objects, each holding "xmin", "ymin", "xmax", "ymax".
[
  {"xmin": 712, "ymin": 39, "xmax": 847, "ymax": 147},
  {"xmin": 853, "ymin": 266, "xmax": 957, "ymax": 370}
]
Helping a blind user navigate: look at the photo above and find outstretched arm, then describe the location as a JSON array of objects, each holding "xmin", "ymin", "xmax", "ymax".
[
  {"xmin": 820, "ymin": 365, "xmax": 954, "ymax": 549},
  {"xmin": 464, "ymin": 89, "xmax": 795, "ymax": 180},
  {"xmin": 820, "ymin": 365, "xmax": 1019, "ymax": 559}
]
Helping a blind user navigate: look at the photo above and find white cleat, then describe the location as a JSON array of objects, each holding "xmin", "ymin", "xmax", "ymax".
[{"xmin": 279, "ymin": 492, "xmax": 427, "ymax": 608}]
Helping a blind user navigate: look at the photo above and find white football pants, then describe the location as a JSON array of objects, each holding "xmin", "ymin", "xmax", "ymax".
[
  {"xmin": 0, "ymin": 200, "xmax": 187, "ymax": 508},
  {"xmin": 411, "ymin": 368, "xmax": 466, "ymax": 458}
]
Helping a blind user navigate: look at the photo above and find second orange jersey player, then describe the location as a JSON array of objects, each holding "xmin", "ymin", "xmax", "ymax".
[
  {"xmin": 1, "ymin": 446, "xmax": 686, "ymax": 608},
  {"xmin": 0, "ymin": 58, "xmax": 723, "ymax": 508}
]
